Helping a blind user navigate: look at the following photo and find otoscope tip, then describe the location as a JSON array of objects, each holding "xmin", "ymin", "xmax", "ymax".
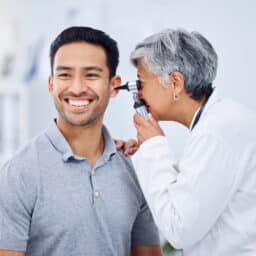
[{"xmin": 115, "ymin": 84, "xmax": 129, "ymax": 91}]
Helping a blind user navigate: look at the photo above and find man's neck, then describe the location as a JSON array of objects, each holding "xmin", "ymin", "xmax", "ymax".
[{"xmin": 56, "ymin": 118, "xmax": 105, "ymax": 168}]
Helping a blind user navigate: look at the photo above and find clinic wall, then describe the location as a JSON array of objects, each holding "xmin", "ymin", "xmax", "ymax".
[{"xmin": 8, "ymin": 0, "xmax": 256, "ymax": 157}]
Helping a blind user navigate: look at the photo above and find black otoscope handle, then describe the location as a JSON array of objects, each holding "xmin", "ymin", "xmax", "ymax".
[{"xmin": 133, "ymin": 99, "xmax": 148, "ymax": 119}]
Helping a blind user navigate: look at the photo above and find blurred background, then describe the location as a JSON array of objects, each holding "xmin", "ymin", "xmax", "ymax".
[{"xmin": 1, "ymin": 0, "xmax": 255, "ymax": 254}]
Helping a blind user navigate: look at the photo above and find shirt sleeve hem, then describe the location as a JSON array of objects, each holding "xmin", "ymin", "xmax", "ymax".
[{"xmin": 0, "ymin": 240, "xmax": 27, "ymax": 252}]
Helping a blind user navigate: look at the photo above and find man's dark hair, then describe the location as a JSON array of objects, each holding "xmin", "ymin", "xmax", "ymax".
[{"xmin": 50, "ymin": 26, "xmax": 119, "ymax": 78}]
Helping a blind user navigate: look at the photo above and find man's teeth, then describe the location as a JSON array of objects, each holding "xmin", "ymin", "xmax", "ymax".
[{"xmin": 68, "ymin": 100, "xmax": 90, "ymax": 106}]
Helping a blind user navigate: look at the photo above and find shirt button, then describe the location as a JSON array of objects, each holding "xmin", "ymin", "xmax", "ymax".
[{"xmin": 94, "ymin": 191, "xmax": 100, "ymax": 198}]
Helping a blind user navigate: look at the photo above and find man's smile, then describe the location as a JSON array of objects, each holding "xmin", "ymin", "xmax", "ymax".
[
  {"xmin": 67, "ymin": 99, "xmax": 90, "ymax": 107},
  {"xmin": 61, "ymin": 96, "xmax": 97, "ymax": 112}
]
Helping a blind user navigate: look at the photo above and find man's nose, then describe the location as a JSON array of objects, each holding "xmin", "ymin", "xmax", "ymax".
[{"xmin": 71, "ymin": 77, "xmax": 88, "ymax": 94}]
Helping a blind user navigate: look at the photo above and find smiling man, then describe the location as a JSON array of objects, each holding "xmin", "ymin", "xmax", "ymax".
[{"xmin": 0, "ymin": 27, "xmax": 162, "ymax": 256}]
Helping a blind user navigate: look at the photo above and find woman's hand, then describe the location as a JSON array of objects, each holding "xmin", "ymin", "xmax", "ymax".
[
  {"xmin": 114, "ymin": 138, "xmax": 139, "ymax": 156},
  {"xmin": 133, "ymin": 113, "xmax": 165, "ymax": 145}
]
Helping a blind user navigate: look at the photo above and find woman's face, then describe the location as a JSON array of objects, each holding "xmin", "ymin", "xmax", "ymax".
[{"xmin": 136, "ymin": 59, "xmax": 175, "ymax": 121}]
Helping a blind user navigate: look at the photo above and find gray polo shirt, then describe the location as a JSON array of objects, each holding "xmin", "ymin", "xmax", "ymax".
[{"xmin": 0, "ymin": 121, "xmax": 159, "ymax": 256}]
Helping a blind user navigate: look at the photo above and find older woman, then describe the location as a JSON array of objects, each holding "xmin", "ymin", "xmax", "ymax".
[{"xmin": 130, "ymin": 29, "xmax": 256, "ymax": 256}]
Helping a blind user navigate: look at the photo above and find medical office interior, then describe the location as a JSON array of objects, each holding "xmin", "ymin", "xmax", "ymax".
[{"xmin": 1, "ymin": 0, "xmax": 256, "ymax": 254}]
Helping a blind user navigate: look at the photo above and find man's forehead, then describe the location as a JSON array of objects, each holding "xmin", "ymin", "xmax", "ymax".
[
  {"xmin": 56, "ymin": 42, "xmax": 106, "ymax": 55},
  {"xmin": 54, "ymin": 42, "xmax": 106, "ymax": 63}
]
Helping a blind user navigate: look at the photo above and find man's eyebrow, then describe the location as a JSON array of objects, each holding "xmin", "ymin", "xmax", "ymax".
[
  {"xmin": 55, "ymin": 66, "xmax": 103, "ymax": 72},
  {"xmin": 55, "ymin": 66, "xmax": 73, "ymax": 71},
  {"xmin": 81, "ymin": 66, "xmax": 103, "ymax": 72}
]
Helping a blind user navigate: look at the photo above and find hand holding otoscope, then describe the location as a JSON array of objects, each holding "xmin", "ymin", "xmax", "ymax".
[{"xmin": 115, "ymin": 80, "xmax": 148, "ymax": 119}]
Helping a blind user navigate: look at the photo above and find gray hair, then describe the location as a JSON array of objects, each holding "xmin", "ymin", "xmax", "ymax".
[{"xmin": 130, "ymin": 29, "xmax": 218, "ymax": 100}]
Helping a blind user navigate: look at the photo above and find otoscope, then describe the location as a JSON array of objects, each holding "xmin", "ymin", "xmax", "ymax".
[{"xmin": 115, "ymin": 80, "xmax": 148, "ymax": 119}]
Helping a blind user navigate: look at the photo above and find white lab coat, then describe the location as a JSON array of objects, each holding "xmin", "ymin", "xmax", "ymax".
[{"xmin": 132, "ymin": 90, "xmax": 256, "ymax": 256}]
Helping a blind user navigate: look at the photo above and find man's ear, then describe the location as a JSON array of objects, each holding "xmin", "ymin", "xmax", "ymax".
[
  {"xmin": 110, "ymin": 75, "xmax": 122, "ymax": 97},
  {"xmin": 169, "ymin": 71, "xmax": 185, "ymax": 96},
  {"xmin": 48, "ymin": 76, "xmax": 54, "ymax": 96}
]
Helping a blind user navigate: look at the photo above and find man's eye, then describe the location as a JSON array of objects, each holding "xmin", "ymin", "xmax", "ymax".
[
  {"xmin": 58, "ymin": 73, "xmax": 71, "ymax": 78},
  {"xmin": 86, "ymin": 73, "xmax": 99, "ymax": 78}
]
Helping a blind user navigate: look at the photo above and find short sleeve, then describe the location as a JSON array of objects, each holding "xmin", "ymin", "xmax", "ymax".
[
  {"xmin": 0, "ymin": 159, "xmax": 37, "ymax": 251},
  {"xmin": 131, "ymin": 197, "xmax": 160, "ymax": 246}
]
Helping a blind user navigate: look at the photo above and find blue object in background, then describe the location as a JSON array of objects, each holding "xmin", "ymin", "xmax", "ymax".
[{"xmin": 23, "ymin": 37, "xmax": 44, "ymax": 83}]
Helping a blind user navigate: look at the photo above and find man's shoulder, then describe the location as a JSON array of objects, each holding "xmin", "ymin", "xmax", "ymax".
[
  {"xmin": 114, "ymin": 150, "xmax": 135, "ymax": 171},
  {"xmin": 115, "ymin": 148, "xmax": 132, "ymax": 161},
  {"xmin": 113, "ymin": 150, "xmax": 144, "ymax": 192},
  {"xmin": 1, "ymin": 129, "xmax": 52, "ymax": 173},
  {"xmin": 102, "ymin": 125, "xmax": 137, "ymax": 173}
]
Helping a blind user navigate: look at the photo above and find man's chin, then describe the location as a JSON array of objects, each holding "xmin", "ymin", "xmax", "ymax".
[
  {"xmin": 66, "ymin": 118, "xmax": 97, "ymax": 127},
  {"xmin": 56, "ymin": 108, "xmax": 105, "ymax": 127},
  {"xmin": 59, "ymin": 114, "xmax": 98, "ymax": 127}
]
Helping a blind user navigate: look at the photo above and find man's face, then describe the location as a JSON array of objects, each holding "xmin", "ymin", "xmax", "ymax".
[
  {"xmin": 48, "ymin": 42, "xmax": 120, "ymax": 127},
  {"xmin": 137, "ymin": 59, "xmax": 172, "ymax": 121}
]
